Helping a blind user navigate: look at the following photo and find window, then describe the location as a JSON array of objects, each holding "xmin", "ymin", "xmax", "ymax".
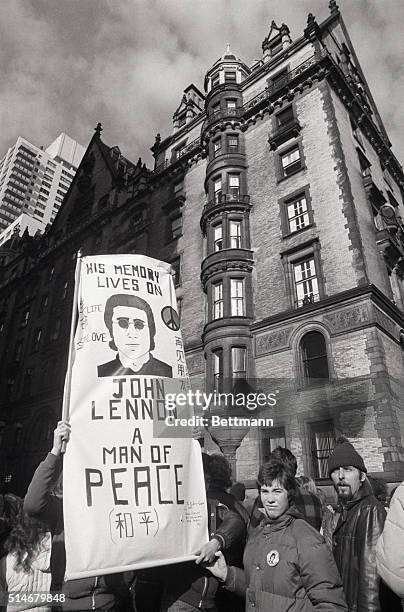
[
  {"xmin": 227, "ymin": 135, "xmax": 239, "ymax": 153},
  {"xmin": 269, "ymin": 39, "xmax": 283, "ymax": 56},
  {"xmin": 231, "ymin": 278, "xmax": 244, "ymax": 316},
  {"xmin": 286, "ymin": 194, "xmax": 309, "ymax": 233},
  {"xmin": 269, "ymin": 68, "xmax": 288, "ymax": 88},
  {"xmin": 213, "ymin": 349, "xmax": 223, "ymax": 392},
  {"xmin": 176, "ymin": 144, "xmax": 186, "ymax": 159},
  {"xmin": 301, "ymin": 332, "xmax": 329, "ymax": 382},
  {"xmin": 62, "ymin": 281, "xmax": 69, "ymax": 300},
  {"xmin": 51, "ymin": 319, "xmax": 61, "ymax": 341},
  {"xmin": 229, "ymin": 220, "xmax": 242, "ymax": 248},
  {"xmin": 310, "ymin": 420, "xmax": 335, "ymax": 478},
  {"xmin": 231, "ymin": 347, "xmax": 246, "ymax": 379},
  {"xmin": 177, "ymin": 114, "xmax": 186, "ymax": 128},
  {"xmin": 280, "ymin": 145, "xmax": 301, "ymax": 177},
  {"xmin": 261, "ymin": 427, "xmax": 286, "ymax": 462},
  {"xmin": 214, "ymin": 177, "xmax": 222, "ymax": 203},
  {"xmin": 225, "ymin": 71, "xmax": 237, "ymax": 83},
  {"xmin": 276, "ymin": 106, "xmax": 294, "ymax": 128},
  {"xmin": 228, "ymin": 174, "xmax": 240, "ymax": 200},
  {"xmin": 21, "ymin": 309, "xmax": 30, "ymax": 328},
  {"xmin": 293, "ymin": 257, "xmax": 319, "ymax": 307},
  {"xmin": 170, "ymin": 215, "xmax": 182, "ymax": 240},
  {"xmin": 32, "ymin": 328, "xmax": 42, "ymax": 351},
  {"xmin": 213, "ymin": 138, "xmax": 222, "ymax": 158},
  {"xmin": 47, "ymin": 266, "xmax": 54, "ymax": 283},
  {"xmin": 226, "ymin": 99, "xmax": 237, "ymax": 111},
  {"xmin": 211, "ymin": 73, "xmax": 220, "ymax": 88},
  {"xmin": 213, "ymin": 282, "xmax": 223, "ymax": 319},
  {"xmin": 213, "ymin": 224, "xmax": 223, "ymax": 251}
]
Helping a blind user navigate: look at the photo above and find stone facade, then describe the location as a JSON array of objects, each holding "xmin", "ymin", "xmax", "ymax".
[{"xmin": 1, "ymin": 6, "xmax": 404, "ymax": 494}]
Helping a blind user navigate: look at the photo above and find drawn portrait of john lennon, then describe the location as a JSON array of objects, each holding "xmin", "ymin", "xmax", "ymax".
[{"xmin": 97, "ymin": 293, "xmax": 173, "ymax": 378}]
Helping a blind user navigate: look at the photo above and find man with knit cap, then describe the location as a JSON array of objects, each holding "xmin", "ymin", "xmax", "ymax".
[{"xmin": 328, "ymin": 437, "xmax": 401, "ymax": 612}]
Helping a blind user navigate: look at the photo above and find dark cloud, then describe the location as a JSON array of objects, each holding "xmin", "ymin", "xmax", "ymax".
[{"xmin": 1, "ymin": 0, "xmax": 403, "ymax": 168}]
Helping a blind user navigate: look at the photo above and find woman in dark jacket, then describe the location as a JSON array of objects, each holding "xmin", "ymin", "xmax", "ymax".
[
  {"xmin": 208, "ymin": 458, "xmax": 348, "ymax": 612},
  {"xmin": 23, "ymin": 421, "xmax": 132, "ymax": 611}
]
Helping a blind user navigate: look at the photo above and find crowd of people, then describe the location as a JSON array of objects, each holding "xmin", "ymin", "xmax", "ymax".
[{"xmin": 1, "ymin": 422, "xmax": 404, "ymax": 611}]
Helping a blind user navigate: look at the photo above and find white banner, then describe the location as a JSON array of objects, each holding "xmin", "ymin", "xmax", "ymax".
[{"xmin": 63, "ymin": 254, "xmax": 208, "ymax": 580}]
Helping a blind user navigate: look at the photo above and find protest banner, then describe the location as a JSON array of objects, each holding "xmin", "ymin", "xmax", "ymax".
[{"xmin": 63, "ymin": 254, "xmax": 208, "ymax": 580}]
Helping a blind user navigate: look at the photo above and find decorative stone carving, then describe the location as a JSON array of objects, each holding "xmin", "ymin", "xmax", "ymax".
[
  {"xmin": 255, "ymin": 327, "xmax": 292, "ymax": 356},
  {"xmin": 186, "ymin": 353, "xmax": 205, "ymax": 375},
  {"xmin": 373, "ymin": 307, "xmax": 398, "ymax": 339},
  {"xmin": 323, "ymin": 305, "xmax": 369, "ymax": 332}
]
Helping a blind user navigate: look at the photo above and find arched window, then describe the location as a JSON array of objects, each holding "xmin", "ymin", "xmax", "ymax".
[{"xmin": 301, "ymin": 331, "xmax": 329, "ymax": 383}]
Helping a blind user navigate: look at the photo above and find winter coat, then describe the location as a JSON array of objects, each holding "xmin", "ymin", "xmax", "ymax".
[
  {"xmin": 376, "ymin": 482, "xmax": 404, "ymax": 597},
  {"xmin": 224, "ymin": 506, "xmax": 347, "ymax": 612},
  {"xmin": 332, "ymin": 479, "xmax": 401, "ymax": 612},
  {"xmin": 23, "ymin": 453, "xmax": 131, "ymax": 611},
  {"xmin": 162, "ymin": 496, "xmax": 245, "ymax": 610},
  {"xmin": 0, "ymin": 532, "xmax": 52, "ymax": 612}
]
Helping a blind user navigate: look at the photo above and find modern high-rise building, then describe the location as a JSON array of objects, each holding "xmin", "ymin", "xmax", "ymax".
[
  {"xmin": 0, "ymin": 133, "xmax": 85, "ymax": 234},
  {"xmin": 1, "ymin": 3, "xmax": 404, "ymax": 494}
]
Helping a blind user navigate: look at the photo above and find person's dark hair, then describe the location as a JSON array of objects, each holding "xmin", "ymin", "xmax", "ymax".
[
  {"xmin": 269, "ymin": 446, "xmax": 297, "ymax": 476},
  {"xmin": 257, "ymin": 459, "xmax": 297, "ymax": 503},
  {"xmin": 4, "ymin": 508, "xmax": 48, "ymax": 572},
  {"xmin": 104, "ymin": 294, "xmax": 156, "ymax": 352},
  {"xmin": 230, "ymin": 481, "xmax": 246, "ymax": 502},
  {"xmin": 208, "ymin": 454, "xmax": 232, "ymax": 490}
]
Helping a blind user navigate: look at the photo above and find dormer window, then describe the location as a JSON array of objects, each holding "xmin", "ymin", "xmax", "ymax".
[
  {"xmin": 269, "ymin": 38, "xmax": 283, "ymax": 56},
  {"xmin": 225, "ymin": 71, "xmax": 237, "ymax": 83},
  {"xmin": 177, "ymin": 114, "xmax": 186, "ymax": 128},
  {"xmin": 211, "ymin": 73, "xmax": 220, "ymax": 88},
  {"xmin": 176, "ymin": 143, "xmax": 186, "ymax": 159},
  {"xmin": 276, "ymin": 106, "xmax": 294, "ymax": 128}
]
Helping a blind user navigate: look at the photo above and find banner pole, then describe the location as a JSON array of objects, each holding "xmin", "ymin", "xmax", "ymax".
[{"xmin": 61, "ymin": 250, "xmax": 82, "ymax": 452}]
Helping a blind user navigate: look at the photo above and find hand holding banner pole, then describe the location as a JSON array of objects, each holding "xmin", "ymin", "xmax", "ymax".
[{"xmin": 61, "ymin": 250, "xmax": 82, "ymax": 453}]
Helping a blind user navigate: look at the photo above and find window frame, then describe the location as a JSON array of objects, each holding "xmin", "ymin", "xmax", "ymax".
[
  {"xmin": 301, "ymin": 331, "xmax": 330, "ymax": 384},
  {"xmin": 212, "ymin": 281, "xmax": 224, "ymax": 320},
  {"xmin": 279, "ymin": 185, "xmax": 313, "ymax": 237},
  {"xmin": 230, "ymin": 278, "xmax": 245, "ymax": 316},
  {"xmin": 224, "ymin": 70, "xmax": 237, "ymax": 83},
  {"xmin": 213, "ymin": 223, "xmax": 223, "ymax": 251},
  {"xmin": 228, "ymin": 174, "xmax": 240, "ymax": 200},
  {"xmin": 227, "ymin": 134, "xmax": 239, "ymax": 154},
  {"xmin": 309, "ymin": 419, "xmax": 336, "ymax": 479},
  {"xmin": 231, "ymin": 346, "xmax": 247, "ymax": 379},
  {"xmin": 277, "ymin": 141, "xmax": 304, "ymax": 180},
  {"xmin": 213, "ymin": 137, "xmax": 222, "ymax": 158},
  {"xmin": 281, "ymin": 240, "xmax": 325, "ymax": 310},
  {"xmin": 229, "ymin": 220, "xmax": 242, "ymax": 248}
]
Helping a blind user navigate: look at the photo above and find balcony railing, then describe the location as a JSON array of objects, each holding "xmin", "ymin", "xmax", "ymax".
[
  {"xmin": 204, "ymin": 193, "xmax": 250, "ymax": 212},
  {"xmin": 243, "ymin": 51, "xmax": 325, "ymax": 117},
  {"xmin": 152, "ymin": 136, "xmax": 201, "ymax": 176},
  {"xmin": 202, "ymin": 108, "xmax": 243, "ymax": 134}
]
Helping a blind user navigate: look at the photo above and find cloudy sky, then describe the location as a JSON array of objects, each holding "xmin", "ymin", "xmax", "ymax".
[{"xmin": 1, "ymin": 0, "xmax": 404, "ymax": 168}]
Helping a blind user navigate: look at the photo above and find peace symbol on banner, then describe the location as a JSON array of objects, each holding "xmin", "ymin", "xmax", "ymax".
[{"xmin": 161, "ymin": 306, "xmax": 180, "ymax": 331}]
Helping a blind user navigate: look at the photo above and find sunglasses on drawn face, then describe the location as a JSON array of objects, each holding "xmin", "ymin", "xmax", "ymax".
[{"xmin": 114, "ymin": 317, "xmax": 148, "ymax": 330}]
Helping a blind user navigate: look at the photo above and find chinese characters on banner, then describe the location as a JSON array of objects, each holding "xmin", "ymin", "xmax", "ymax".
[{"xmin": 63, "ymin": 254, "xmax": 208, "ymax": 580}]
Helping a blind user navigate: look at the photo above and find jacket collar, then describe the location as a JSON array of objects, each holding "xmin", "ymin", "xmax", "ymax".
[
  {"xmin": 342, "ymin": 478, "xmax": 373, "ymax": 510},
  {"xmin": 261, "ymin": 504, "xmax": 302, "ymax": 532}
]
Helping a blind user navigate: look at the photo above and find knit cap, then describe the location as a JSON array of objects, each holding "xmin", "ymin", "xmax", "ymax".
[{"xmin": 328, "ymin": 438, "xmax": 367, "ymax": 477}]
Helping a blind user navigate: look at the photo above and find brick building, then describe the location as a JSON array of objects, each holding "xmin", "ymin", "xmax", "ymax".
[{"xmin": 1, "ymin": 2, "xmax": 404, "ymax": 494}]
